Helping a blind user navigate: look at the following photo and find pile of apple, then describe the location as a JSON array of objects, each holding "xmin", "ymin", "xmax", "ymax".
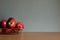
[{"xmin": 0, "ymin": 17, "xmax": 24, "ymax": 33}]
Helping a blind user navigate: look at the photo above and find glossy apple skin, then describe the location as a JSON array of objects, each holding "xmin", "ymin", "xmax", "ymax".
[
  {"xmin": 16, "ymin": 22, "xmax": 24, "ymax": 30},
  {"xmin": 7, "ymin": 17, "xmax": 16, "ymax": 28},
  {"xmin": 1, "ymin": 20, "xmax": 7, "ymax": 28}
]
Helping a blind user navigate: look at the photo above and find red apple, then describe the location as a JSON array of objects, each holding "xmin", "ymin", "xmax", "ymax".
[
  {"xmin": 1, "ymin": 20, "xmax": 7, "ymax": 28},
  {"xmin": 0, "ymin": 29, "xmax": 2, "ymax": 33},
  {"xmin": 16, "ymin": 22, "xmax": 24, "ymax": 30},
  {"xmin": 0, "ymin": 21, "xmax": 1, "ymax": 28},
  {"xmin": 7, "ymin": 17, "xmax": 16, "ymax": 28},
  {"xmin": 13, "ymin": 29, "xmax": 19, "ymax": 33},
  {"xmin": 5, "ymin": 29, "xmax": 12, "ymax": 33}
]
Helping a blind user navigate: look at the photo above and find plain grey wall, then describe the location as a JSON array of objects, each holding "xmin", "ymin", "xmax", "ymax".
[{"xmin": 0, "ymin": 0, "xmax": 60, "ymax": 32}]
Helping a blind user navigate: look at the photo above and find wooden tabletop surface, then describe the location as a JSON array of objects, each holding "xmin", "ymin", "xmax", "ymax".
[{"xmin": 0, "ymin": 32, "xmax": 60, "ymax": 40}]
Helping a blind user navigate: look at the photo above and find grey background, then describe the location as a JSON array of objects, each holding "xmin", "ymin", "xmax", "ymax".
[{"xmin": 0, "ymin": 0, "xmax": 60, "ymax": 32}]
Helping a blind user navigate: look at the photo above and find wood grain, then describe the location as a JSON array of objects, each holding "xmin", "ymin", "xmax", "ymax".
[{"xmin": 0, "ymin": 32, "xmax": 60, "ymax": 40}]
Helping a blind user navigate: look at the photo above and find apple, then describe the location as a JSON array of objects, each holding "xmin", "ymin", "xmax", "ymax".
[
  {"xmin": 16, "ymin": 22, "xmax": 24, "ymax": 30},
  {"xmin": 13, "ymin": 29, "xmax": 19, "ymax": 33},
  {"xmin": 0, "ymin": 21, "xmax": 1, "ymax": 28},
  {"xmin": 1, "ymin": 20, "xmax": 7, "ymax": 28},
  {"xmin": 0, "ymin": 29, "xmax": 2, "ymax": 33},
  {"xmin": 7, "ymin": 17, "xmax": 16, "ymax": 28},
  {"xmin": 5, "ymin": 29, "xmax": 12, "ymax": 33}
]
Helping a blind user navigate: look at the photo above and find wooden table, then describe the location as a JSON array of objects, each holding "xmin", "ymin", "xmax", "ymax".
[{"xmin": 0, "ymin": 32, "xmax": 60, "ymax": 40}]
